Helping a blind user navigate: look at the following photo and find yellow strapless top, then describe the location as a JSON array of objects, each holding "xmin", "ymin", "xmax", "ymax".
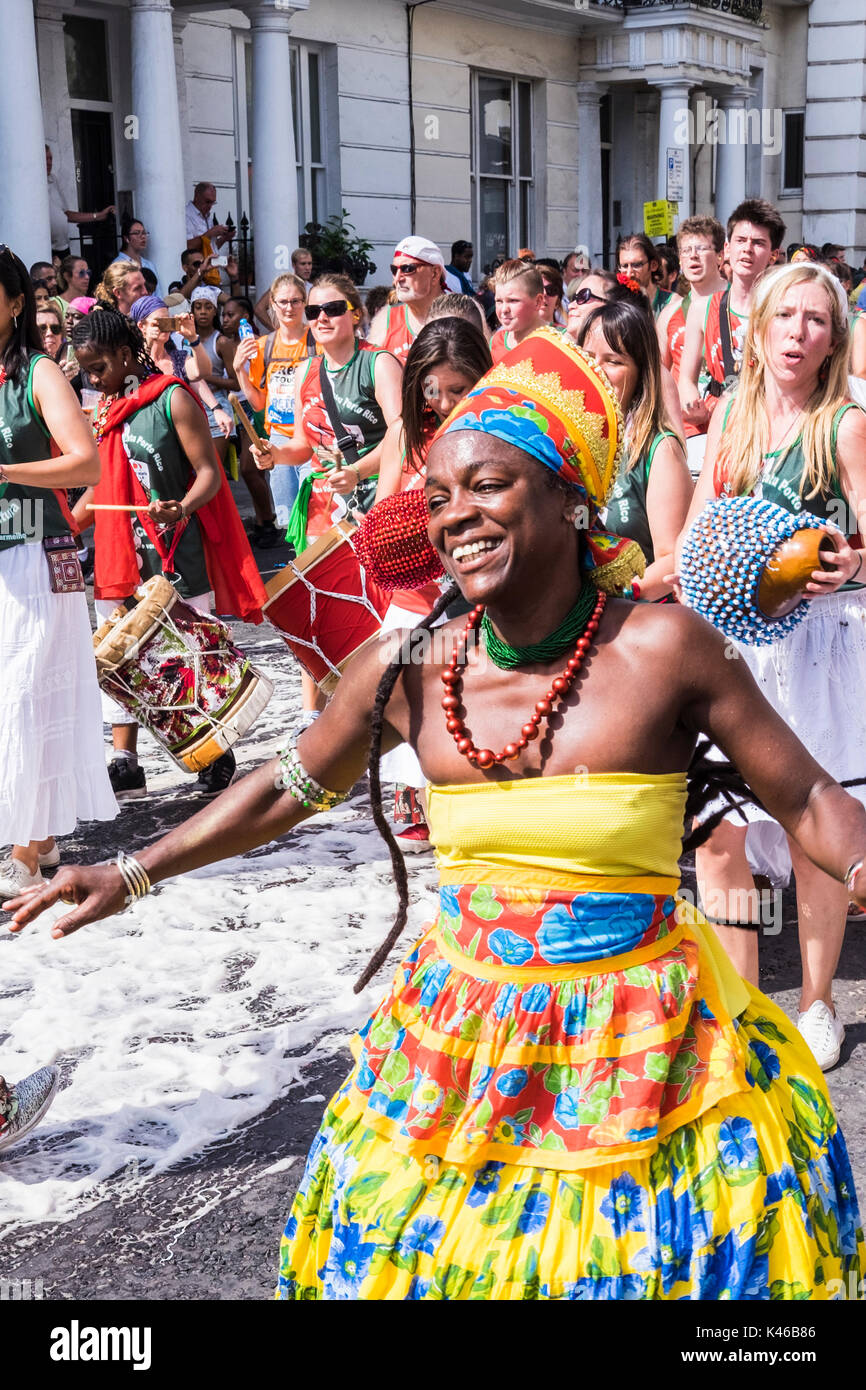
[{"xmin": 427, "ymin": 773, "xmax": 687, "ymax": 883}]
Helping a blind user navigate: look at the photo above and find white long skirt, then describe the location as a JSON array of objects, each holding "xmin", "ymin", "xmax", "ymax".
[
  {"xmin": 379, "ymin": 602, "xmax": 428, "ymax": 787},
  {"xmin": 0, "ymin": 543, "xmax": 117, "ymax": 844},
  {"xmin": 718, "ymin": 588, "xmax": 866, "ymax": 884}
]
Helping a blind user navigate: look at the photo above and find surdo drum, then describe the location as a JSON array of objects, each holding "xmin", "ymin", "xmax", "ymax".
[{"xmin": 262, "ymin": 520, "xmax": 390, "ymax": 692}]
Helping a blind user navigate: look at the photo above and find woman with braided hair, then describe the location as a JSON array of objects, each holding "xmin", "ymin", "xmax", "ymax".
[
  {"xmin": 8, "ymin": 327, "xmax": 865, "ymax": 1300},
  {"xmin": 0, "ymin": 245, "xmax": 115, "ymax": 900},
  {"xmin": 71, "ymin": 309, "xmax": 266, "ymax": 799}
]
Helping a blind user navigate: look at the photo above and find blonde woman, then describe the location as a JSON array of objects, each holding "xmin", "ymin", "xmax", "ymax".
[
  {"xmin": 678, "ymin": 261, "xmax": 866, "ymax": 1070},
  {"xmin": 95, "ymin": 261, "xmax": 147, "ymax": 317},
  {"xmin": 579, "ymin": 296, "xmax": 692, "ymax": 599},
  {"xmin": 233, "ymin": 272, "xmax": 317, "ymax": 536}
]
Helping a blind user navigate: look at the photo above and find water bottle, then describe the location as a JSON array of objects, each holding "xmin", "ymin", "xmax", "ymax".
[{"xmin": 238, "ymin": 318, "xmax": 255, "ymax": 340}]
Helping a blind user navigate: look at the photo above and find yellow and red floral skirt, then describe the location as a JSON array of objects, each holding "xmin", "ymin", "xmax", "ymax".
[{"xmin": 277, "ymin": 883, "xmax": 863, "ymax": 1299}]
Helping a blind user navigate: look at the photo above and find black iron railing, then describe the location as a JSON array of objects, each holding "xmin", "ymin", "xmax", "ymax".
[{"xmin": 595, "ymin": 0, "xmax": 762, "ymax": 19}]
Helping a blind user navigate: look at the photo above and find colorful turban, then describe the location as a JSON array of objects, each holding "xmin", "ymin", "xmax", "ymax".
[{"xmin": 435, "ymin": 326, "xmax": 643, "ymax": 592}]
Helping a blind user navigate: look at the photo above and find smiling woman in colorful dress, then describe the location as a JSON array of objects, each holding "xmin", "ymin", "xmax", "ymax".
[{"xmin": 8, "ymin": 327, "xmax": 865, "ymax": 1301}]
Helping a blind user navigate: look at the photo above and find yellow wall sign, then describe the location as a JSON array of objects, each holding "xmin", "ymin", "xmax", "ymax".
[{"xmin": 643, "ymin": 200, "xmax": 676, "ymax": 238}]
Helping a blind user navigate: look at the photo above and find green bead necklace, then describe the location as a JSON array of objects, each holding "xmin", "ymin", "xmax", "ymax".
[{"xmin": 480, "ymin": 582, "xmax": 599, "ymax": 670}]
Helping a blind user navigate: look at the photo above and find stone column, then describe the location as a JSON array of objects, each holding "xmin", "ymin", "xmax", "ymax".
[
  {"xmin": 35, "ymin": 0, "xmax": 75, "ymax": 203},
  {"xmin": 575, "ymin": 83, "xmax": 607, "ymax": 264},
  {"xmin": 245, "ymin": 1, "xmax": 308, "ymax": 293},
  {"xmin": 650, "ymin": 79, "xmax": 693, "ymax": 220},
  {"xmin": 0, "ymin": 0, "xmax": 51, "ymax": 263},
  {"xmin": 714, "ymin": 86, "xmax": 753, "ymax": 226},
  {"xmin": 129, "ymin": 0, "xmax": 187, "ymax": 290},
  {"xmin": 172, "ymin": 13, "xmax": 191, "ymax": 203}
]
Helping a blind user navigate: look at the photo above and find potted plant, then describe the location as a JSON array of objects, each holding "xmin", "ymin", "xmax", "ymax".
[{"xmin": 300, "ymin": 210, "xmax": 377, "ymax": 285}]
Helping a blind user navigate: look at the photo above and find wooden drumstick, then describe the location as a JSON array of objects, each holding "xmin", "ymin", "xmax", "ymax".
[
  {"xmin": 228, "ymin": 392, "xmax": 269, "ymax": 450},
  {"xmin": 86, "ymin": 503, "xmax": 149, "ymax": 511}
]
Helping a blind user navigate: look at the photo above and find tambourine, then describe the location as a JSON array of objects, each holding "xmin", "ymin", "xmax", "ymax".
[{"xmin": 679, "ymin": 496, "xmax": 841, "ymax": 645}]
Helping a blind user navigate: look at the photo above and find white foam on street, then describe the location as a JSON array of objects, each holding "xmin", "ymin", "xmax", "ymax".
[{"xmin": 0, "ymin": 803, "xmax": 438, "ymax": 1227}]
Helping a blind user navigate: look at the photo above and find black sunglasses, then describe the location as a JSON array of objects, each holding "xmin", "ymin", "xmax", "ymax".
[
  {"xmin": 542, "ymin": 284, "xmax": 559, "ymax": 297},
  {"xmin": 569, "ymin": 287, "xmax": 606, "ymax": 307},
  {"xmin": 304, "ymin": 299, "xmax": 349, "ymax": 321},
  {"xmin": 390, "ymin": 263, "xmax": 423, "ymax": 277}
]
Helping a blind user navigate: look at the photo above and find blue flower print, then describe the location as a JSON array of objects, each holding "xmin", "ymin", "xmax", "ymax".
[
  {"xmin": 469, "ymin": 1065, "xmax": 494, "ymax": 1100},
  {"xmin": 600, "ymin": 1173, "xmax": 648, "ymax": 1235},
  {"xmin": 492, "ymin": 983, "xmax": 520, "ymax": 1021},
  {"xmin": 419, "ymin": 959, "xmax": 452, "ymax": 1008},
  {"xmin": 495, "ymin": 1067, "xmax": 529, "ymax": 1098},
  {"xmin": 356, "ymin": 1061, "xmax": 377, "ymax": 1091},
  {"xmin": 406, "ymin": 1276, "xmax": 433, "ymax": 1300},
  {"xmin": 517, "ymin": 1187, "xmax": 551, "ymax": 1236},
  {"xmin": 488, "ymin": 928, "xmax": 534, "ymax": 967},
  {"xmin": 538, "ymin": 894, "xmax": 657, "ymax": 964},
  {"xmin": 553, "ymin": 1086, "xmax": 583, "ymax": 1131},
  {"xmin": 521, "ymin": 982, "xmax": 552, "ymax": 1014},
  {"xmin": 322, "ymin": 1220, "xmax": 375, "ymax": 1298},
  {"xmin": 367, "ymin": 1087, "xmax": 410, "ymax": 1122},
  {"xmin": 750, "ymin": 1039, "xmax": 780, "ymax": 1082},
  {"xmin": 396, "ymin": 1216, "xmax": 446, "ymax": 1258},
  {"xmin": 438, "ymin": 885, "xmax": 460, "ymax": 919},
  {"xmin": 466, "ymin": 1162, "xmax": 504, "ymax": 1209},
  {"xmin": 718, "ymin": 1116, "xmax": 760, "ymax": 1171},
  {"xmin": 563, "ymin": 992, "xmax": 587, "ymax": 1037}
]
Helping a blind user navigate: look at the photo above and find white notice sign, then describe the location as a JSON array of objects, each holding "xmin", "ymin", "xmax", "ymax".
[{"xmin": 666, "ymin": 147, "xmax": 684, "ymax": 205}]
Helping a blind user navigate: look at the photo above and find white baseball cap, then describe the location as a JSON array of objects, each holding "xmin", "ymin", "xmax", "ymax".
[{"xmin": 393, "ymin": 236, "xmax": 445, "ymax": 269}]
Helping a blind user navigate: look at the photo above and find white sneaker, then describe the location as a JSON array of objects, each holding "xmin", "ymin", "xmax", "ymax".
[
  {"xmin": 0, "ymin": 1066, "xmax": 60, "ymax": 1153},
  {"xmin": 0, "ymin": 857, "xmax": 44, "ymax": 902},
  {"xmin": 797, "ymin": 1000, "xmax": 845, "ymax": 1072},
  {"xmin": 38, "ymin": 844, "xmax": 60, "ymax": 869}
]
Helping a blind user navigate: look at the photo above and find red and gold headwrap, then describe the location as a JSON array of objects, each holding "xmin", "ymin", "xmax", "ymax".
[{"xmin": 435, "ymin": 326, "xmax": 644, "ymax": 592}]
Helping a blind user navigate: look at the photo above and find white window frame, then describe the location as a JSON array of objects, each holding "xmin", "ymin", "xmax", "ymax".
[{"xmin": 470, "ymin": 71, "xmax": 535, "ymax": 272}]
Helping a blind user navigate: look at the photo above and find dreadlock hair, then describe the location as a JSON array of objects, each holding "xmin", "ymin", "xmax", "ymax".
[
  {"xmin": 357, "ymin": 581, "xmax": 460, "ymax": 992},
  {"xmin": 0, "ymin": 245, "xmax": 41, "ymax": 383},
  {"xmin": 70, "ymin": 306, "xmax": 160, "ymax": 377}
]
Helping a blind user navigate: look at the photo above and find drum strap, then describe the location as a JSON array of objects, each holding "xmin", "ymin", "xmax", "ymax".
[
  {"xmin": 317, "ymin": 361, "xmax": 361, "ymax": 467},
  {"xmin": 125, "ymin": 464, "xmax": 191, "ymax": 579}
]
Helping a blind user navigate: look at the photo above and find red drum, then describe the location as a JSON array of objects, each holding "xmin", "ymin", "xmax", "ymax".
[{"xmin": 263, "ymin": 520, "xmax": 391, "ymax": 692}]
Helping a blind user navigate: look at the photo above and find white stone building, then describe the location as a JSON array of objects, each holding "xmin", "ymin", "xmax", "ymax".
[{"xmin": 2, "ymin": 0, "xmax": 864, "ymax": 294}]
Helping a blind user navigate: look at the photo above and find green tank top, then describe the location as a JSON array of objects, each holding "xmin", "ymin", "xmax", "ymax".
[
  {"xmin": 121, "ymin": 384, "xmax": 209, "ymax": 598},
  {"xmin": 604, "ymin": 431, "xmax": 676, "ymax": 564},
  {"xmin": 0, "ymin": 354, "xmax": 69, "ymax": 551}
]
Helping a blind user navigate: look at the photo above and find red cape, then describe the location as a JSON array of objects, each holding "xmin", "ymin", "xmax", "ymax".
[{"xmin": 92, "ymin": 374, "xmax": 265, "ymax": 622}]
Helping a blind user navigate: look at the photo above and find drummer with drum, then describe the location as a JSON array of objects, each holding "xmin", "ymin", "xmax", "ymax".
[
  {"xmin": 252, "ymin": 274, "xmax": 402, "ymax": 712},
  {"xmin": 70, "ymin": 309, "xmax": 266, "ymax": 800}
]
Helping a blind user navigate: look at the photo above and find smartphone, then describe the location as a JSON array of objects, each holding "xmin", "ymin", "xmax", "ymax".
[{"xmin": 210, "ymin": 256, "xmax": 228, "ymax": 268}]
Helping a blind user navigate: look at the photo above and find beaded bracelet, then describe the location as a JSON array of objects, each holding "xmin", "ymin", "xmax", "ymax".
[
  {"xmin": 277, "ymin": 737, "xmax": 350, "ymax": 812},
  {"xmin": 116, "ymin": 851, "xmax": 152, "ymax": 906}
]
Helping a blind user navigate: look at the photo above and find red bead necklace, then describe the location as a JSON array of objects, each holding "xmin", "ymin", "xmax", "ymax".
[{"xmin": 441, "ymin": 589, "xmax": 607, "ymax": 769}]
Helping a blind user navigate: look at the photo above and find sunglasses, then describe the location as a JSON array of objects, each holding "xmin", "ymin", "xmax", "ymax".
[
  {"xmin": 304, "ymin": 299, "xmax": 349, "ymax": 321},
  {"xmin": 390, "ymin": 262, "xmax": 424, "ymax": 277},
  {"xmin": 39, "ymin": 323, "xmax": 62, "ymax": 335},
  {"xmin": 569, "ymin": 287, "xmax": 606, "ymax": 307},
  {"xmin": 542, "ymin": 284, "xmax": 559, "ymax": 297}
]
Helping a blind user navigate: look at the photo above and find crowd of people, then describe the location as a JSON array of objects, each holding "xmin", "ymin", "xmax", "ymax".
[{"xmin": 1, "ymin": 180, "xmax": 865, "ymax": 1303}]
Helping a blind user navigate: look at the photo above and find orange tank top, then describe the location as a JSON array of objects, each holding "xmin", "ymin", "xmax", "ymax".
[{"xmin": 379, "ymin": 305, "xmax": 416, "ymax": 364}]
